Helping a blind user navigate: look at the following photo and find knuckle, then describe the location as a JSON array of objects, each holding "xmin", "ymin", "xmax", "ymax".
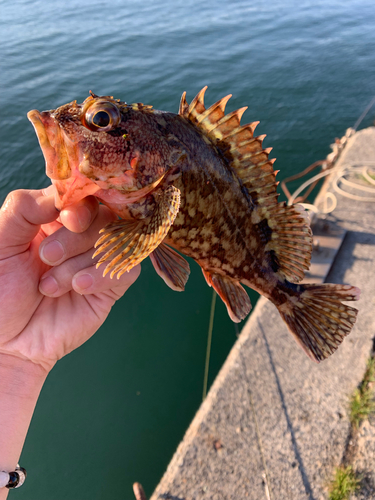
[{"xmin": 2, "ymin": 189, "xmax": 30, "ymax": 211}]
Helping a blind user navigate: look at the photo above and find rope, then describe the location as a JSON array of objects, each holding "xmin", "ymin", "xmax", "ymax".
[
  {"xmin": 331, "ymin": 163, "xmax": 375, "ymax": 203},
  {"xmin": 288, "ymin": 163, "xmax": 375, "ymax": 211},
  {"xmin": 284, "ymin": 94, "xmax": 375, "ymax": 209},
  {"xmin": 287, "ymin": 168, "xmax": 339, "ymax": 206}
]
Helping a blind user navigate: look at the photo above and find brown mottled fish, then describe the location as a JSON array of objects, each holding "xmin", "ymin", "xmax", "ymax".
[{"xmin": 27, "ymin": 87, "xmax": 360, "ymax": 362}]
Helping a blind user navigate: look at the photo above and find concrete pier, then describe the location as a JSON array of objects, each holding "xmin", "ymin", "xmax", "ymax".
[{"xmin": 150, "ymin": 127, "xmax": 375, "ymax": 500}]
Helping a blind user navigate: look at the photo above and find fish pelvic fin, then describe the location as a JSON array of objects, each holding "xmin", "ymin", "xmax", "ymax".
[
  {"xmin": 180, "ymin": 88, "xmax": 313, "ymax": 282},
  {"xmin": 93, "ymin": 185, "xmax": 180, "ymax": 278},
  {"xmin": 202, "ymin": 269, "xmax": 252, "ymax": 323},
  {"xmin": 278, "ymin": 283, "xmax": 360, "ymax": 362},
  {"xmin": 149, "ymin": 243, "xmax": 190, "ymax": 291}
]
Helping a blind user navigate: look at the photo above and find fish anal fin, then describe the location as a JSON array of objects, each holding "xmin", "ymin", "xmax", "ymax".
[
  {"xmin": 149, "ymin": 243, "xmax": 190, "ymax": 292},
  {"xmin": 278, "ymin": 283, "xmax": 360, "ymax": 362},
  {"xmin": 202, "ymin": 269, "xmax": 252, "ymax": 323},
  {"xmin": 93, "ymin": 185, "xmax": 181, "ymax": 278}
]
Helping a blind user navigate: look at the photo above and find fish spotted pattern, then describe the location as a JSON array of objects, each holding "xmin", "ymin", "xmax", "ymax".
[{"xmin": 27, "ymin": 88, "xmax": 360, "ymax": 362}]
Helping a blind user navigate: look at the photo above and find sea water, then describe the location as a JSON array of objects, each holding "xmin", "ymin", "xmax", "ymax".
[{"xmin": 1, "ymin": 0, "xmax": 375, "ymax": 497}]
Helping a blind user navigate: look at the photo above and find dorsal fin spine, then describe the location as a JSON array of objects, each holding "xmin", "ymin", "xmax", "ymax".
[
  {"xmin": 219, "ymin": 107, "xmax": 248, "ymax": 127},
  {"xmin": 197, "ymin": 94, "xmax": 232, "ymax": 125},
  {"xmin": 188, "ymin": 86, "xmax": 207, "ymax": 117},
  {"xmin": 238, "ymin": 150, "xmax": 268, "ymax": 161},
  {"xmin": 250, "ymin": 184, "xmax": 278, "ymax": 194},
  {"xmin": 208, "ymin": 108, "xmax": 249, "ymax": 139},
  {"xmin": 179, "ymin": 91, "xmax": 188, "ymax": 115},
  {"xmin": 238, "ymin": 134, "xmax": 266, "ymax": 149},
  {"xmin": 221, "ymin": 125, "xmax": 243, "ymax": 139}
]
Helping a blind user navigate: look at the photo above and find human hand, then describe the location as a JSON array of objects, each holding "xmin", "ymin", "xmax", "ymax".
[{"xmin": 0, "ymin": 186, "xmax": 140, "ymax": 375}]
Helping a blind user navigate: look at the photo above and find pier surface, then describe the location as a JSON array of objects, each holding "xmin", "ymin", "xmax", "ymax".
[{"xmin": 150, "ymin": 127, "xmax": 375, "ymax": 500}]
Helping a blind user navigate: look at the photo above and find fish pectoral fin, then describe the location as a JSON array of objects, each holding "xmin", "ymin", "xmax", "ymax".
[
  {"xmin": 149, "ymin": 243, "xmax": 190, "ymax": 291},
  {"xmin": 93, "ymin": 185, "xmax": 181, "ymax": 278},
  {"xmin": 202, "ymin": 269, "xmax": 252, "ymax": 323}
]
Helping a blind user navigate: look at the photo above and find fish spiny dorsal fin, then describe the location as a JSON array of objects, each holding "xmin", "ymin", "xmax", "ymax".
[{"xmin": 180, "ymin": 87, "xmax": 313, "ymax": 283}]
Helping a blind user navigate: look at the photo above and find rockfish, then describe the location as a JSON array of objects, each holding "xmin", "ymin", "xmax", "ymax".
[{"xmin": 28, "ymin": 88, "xmax": 360, "ymax": 362}]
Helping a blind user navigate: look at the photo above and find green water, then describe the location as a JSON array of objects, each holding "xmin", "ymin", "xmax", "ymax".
[{"xmin": 1, "ymin": 0, "xmax": 375, "ymax": 498}]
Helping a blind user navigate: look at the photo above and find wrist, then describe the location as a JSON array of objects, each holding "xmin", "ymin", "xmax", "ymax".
[
  {"xmin": 0, "ymin": 353, "xmax": 48, "ymax": 395},
  {"xmin": 0, "ymin": 353, "xmax": 47, "ymax": 483}
]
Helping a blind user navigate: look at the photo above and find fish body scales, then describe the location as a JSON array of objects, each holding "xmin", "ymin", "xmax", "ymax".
[{"xmin": 27, "ymin": 88, "xmax": 360, "ymax": 362}]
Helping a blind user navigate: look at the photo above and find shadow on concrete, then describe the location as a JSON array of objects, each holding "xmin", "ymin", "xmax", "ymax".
[
  {"xmin": 158, "ymin": 494, "xmax": 185, "ymax": 500},
  {"xmin": 258, "ymin": 319, "xmax": 317, "ymax": 500},
  {"xmin": 326, "ymin": 230, "xmax": 375, "ymax": 283}
]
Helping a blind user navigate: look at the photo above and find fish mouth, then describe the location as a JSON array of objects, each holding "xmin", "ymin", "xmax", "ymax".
[
  {"xmin": 27, "ymin": 109, "xmax": 72, "ymax": 181},
  {"xmin": 28, "ymin": 109, "xmax": 101, "ymax": 210}
]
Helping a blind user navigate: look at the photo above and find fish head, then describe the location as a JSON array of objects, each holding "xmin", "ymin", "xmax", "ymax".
[{"xmin": 28, "ymin": 93, "xmax": 167, "ymax": 211}]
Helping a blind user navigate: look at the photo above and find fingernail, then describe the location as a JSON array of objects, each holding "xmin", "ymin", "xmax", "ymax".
[
  {"xmin": 73, "ymin": 274, "xmax": 94, "ymax": 291},
  {"xmin": 77, "ymin": 205, "xmax": 92, "ymax": 230},
  {"xmin": 40, "ymin": 240, "xmax": 64, "ymax": 264},
  {"xmin": 39, "ymin": 276, "xmax": 59, "ymax": 295}
]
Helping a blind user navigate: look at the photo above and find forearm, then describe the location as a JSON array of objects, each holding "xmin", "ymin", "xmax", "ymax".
[{"xmin": 0, "ymin": 354, "xmax": 47, "ymax": 499}]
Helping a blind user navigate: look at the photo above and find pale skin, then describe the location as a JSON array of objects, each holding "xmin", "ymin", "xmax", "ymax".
[{"xmin": 0, "ymin": 186, "xmax": 140, "ymax": 499}]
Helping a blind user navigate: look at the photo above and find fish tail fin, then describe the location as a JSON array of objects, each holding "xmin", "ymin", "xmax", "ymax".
[{"xmin": 278, "ymin": 283, "xmax": 360, "ymax": 362}]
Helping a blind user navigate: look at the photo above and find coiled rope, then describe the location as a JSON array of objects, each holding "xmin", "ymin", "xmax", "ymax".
[{"xmin": 285, "ymin": 95, "xmax": 375, "ymax": 212}]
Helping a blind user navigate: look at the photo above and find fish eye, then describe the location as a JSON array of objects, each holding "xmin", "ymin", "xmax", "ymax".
[
  {"xmin": 92, "ymin": 111, "xmax": 110, "ymax": 128},
  {"xmin": 83, "ymin": 100, "xmax": 121, "ymax": 132}
]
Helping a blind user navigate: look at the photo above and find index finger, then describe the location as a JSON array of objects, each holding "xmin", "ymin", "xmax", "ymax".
[{"xmin": 0, "ymin": 188, "xmax": 58, "ymax": 259}]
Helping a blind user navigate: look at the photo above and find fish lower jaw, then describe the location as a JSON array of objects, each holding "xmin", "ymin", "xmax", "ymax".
[
  {"xmin": 95, "ymin": 188, "xmax": 140, "ymax": 205},
  {"xmin": 96, "ymin": 171, "xmax": 169, "ymax": 206},
  {"xmin": 52, "ymin": 178, "xmax": 101, "ymax": 210}
]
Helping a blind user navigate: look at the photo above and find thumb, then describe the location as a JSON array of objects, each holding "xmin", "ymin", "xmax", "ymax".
[{"xmin": 0, "ymin": 187, "xmax": 58, "ymax": 259}]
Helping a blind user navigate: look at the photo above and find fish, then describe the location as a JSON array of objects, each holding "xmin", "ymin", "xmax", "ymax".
[{"xmin": 27, "ymin": 87, "xmax": 360, "ymax": 362}]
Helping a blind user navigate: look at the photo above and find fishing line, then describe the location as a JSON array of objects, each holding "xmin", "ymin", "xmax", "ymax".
[
  {"xmin": 353, "ymin": 95, "xmax": 375, "ymax": 131},
  {"xmin": 202, "ymin": 290, "xmax": 217, "ymax": 401}
]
